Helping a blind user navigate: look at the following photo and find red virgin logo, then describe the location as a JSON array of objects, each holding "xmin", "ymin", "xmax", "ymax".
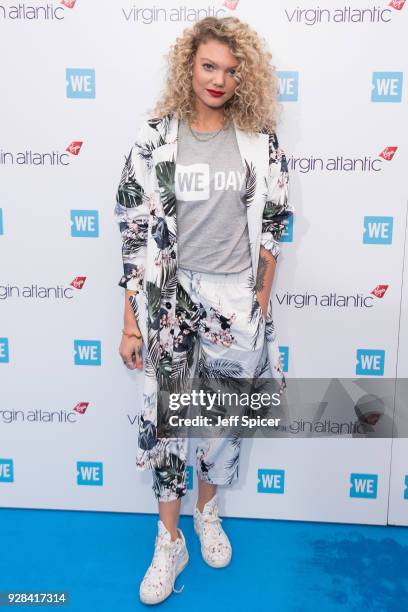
[
  {"xmin": 388, "ymin": 0, "xmax": 405, "ymax": 10},
  {"xmin": 70, "ymin": 276, "xmax": 87, "ymax": 289},
  {"xmin": 371, "ymin": 285, "xmax": 389, "ymax": 298},
  {"xmin": 379, "ymin": 146, "xmax": 398, "ymax": 160},
  {"xmin": 73, "ymin": 402, "xmax": 89, "ymax": 414},
  {"xmin": 223, "ymin": 0, "xmax": 239, "ymax": 9},
  {"xmin": 61, "ymin": 0, "xmax": 77, "ymax": 8},
  {"xmin": 66, "ymin": 141, "xmax": 83, "ymax": 156}
]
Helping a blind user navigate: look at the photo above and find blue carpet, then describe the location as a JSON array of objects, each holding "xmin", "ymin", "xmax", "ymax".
[{"xmin": 1, "ymin": 509, "xmax": 407, "ymax": 611}]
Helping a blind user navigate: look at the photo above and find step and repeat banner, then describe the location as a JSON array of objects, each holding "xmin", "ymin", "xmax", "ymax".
[{"xmin": 1, "ymin": 0, "xmax": 407, "ymax": 525}]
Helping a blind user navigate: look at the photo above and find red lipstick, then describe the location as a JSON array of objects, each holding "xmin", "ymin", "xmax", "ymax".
[{"xmin": 206, "ymin": 89, "xmax": 225, "ymax": 97}]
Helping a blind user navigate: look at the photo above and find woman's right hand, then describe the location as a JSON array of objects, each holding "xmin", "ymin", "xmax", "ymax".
[{"xmin": 119, "ymin": 334, "xmax": 144, "ymax": 370}]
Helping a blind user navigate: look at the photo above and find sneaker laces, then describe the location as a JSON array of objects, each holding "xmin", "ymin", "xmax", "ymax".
[
  {"xmin": 201, "ymin": 512, "xmax": 224, "ymax": 539},
  {"xmin": 149, "ymin": 536, "xmax": 185, "ymax": 595}
]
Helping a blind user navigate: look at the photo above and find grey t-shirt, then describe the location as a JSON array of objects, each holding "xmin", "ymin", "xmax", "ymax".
[{"xmin": 175, "ymin": 118, "xmax": 251, "ymax": 273}]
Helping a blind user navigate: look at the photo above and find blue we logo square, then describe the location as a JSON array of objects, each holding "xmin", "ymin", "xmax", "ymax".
[
  {"xmin": 356, "ymin": 349, "xmax": 385, "ymax": 376},
  {"xmin": 371, "ymin": 72, "xmax": 403, "ymax": 102},
  {"xmin": 70, "ymin": 210, "xmax": 99, "ymax": 237},
  {"xmin": 257, "ymin": 468, "xmax": 285, "ymax": 494},
  {"xmin": 186, "ymin": 465, "xmax": 193, "ymax": 490},
  {"xmin": 0, "ymin": 338, "xmax": 9, "ymax": 363},
  {"xmin": 74, "ymin": 340, "xmax": 101, "ymax": 366},
  {"xmin": 76, "ymin": 461, "xmax": 103, "ymax": 486},
  {"xmin": 280, "ymin": 214, "xmax": 294, "ymax": 243},
  {"xmin": 350, "ymin": 473, "xmax": 378, "ymax": 499},
  {"xmin": 404, "ymin": 475, "xmax": 408, "ymax": 500},
  {"xmin": 0, "ymin": 208, "xmax": 3, "ymax": 235},
  {"xmin": 0, "ymin": 459, "xmax": 14, "ymax": 482},
  {"xmin": 277, "ymin": 71, "xmax": 299, "ymax": 101},
  {"xmin": 66, "ymin": 68, "xmax": 96, "ymax": 99},
  {"xmin": 279, "ymin": 346, "xmax": 289, "ymax": 373},
  {"xmin": 363, "ymin": 216, "xmax": 393, "ymax": 244}
]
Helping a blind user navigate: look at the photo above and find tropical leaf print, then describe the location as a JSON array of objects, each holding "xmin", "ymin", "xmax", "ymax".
[
  {"xmin": 225, "ymin": 437, "xmax": 241, "ymax": 476},
  {"xmin": 152, "ymin": 453, "xmax": 187, "ymax": 500},
  {"xmin": 254, "ymin": 354, "xmax": 270, "ymax": 378},
  {"xmin": 134, "ymin": 139, "xmax": 156, "ymax": 171},
  {"xmin": 265, "ymin": 316, "xmax": 276, "ymax": 343},
  {"xmin": 120, "ymin": 218, "xmax": 148, "ymax": 258},
  {"xmin": 148, "ymin": 115, "xmax": 171, "ymax": 142},
  {"xmin": 199, "ymin": 355, "xmax": 244, "ymax": 382},
  {"xmin": 244, "ymin": 159, "xmax": 256, "ymax": 206},
  {"xmin": 156, "ymin": 160, "xmax": 176, "ymax": 217},
  {"xmin": 161, "ymin": 275, "xmax": 177, "ymax": 301},
  {"xmin": 146, "ymin": 281, "xmax": 162, "ymax": 329},
  {"xmin": 196, "ymin": 446, "xmax": 215, "ymax": 478},
  {"xmin": 116, "ymin": 150, "xmax": 147, "ymax": 208}
]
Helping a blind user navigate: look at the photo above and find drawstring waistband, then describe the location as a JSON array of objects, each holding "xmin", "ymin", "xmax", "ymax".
[{"xmin": 178, "ymin": 265, "xmax": 252, "ymax": 286}]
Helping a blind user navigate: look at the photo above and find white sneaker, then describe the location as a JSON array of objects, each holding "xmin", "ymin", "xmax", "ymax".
[
  {"xmin": 139, "ymin": 520, "xmax": 189, "ymax": 605},
  {"xmin": 193, "ymin": 494, "xmax": 232, "ymax": 568}
]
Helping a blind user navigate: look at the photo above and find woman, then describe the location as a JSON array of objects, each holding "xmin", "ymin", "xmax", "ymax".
[{"xmin": 114, "ymin": 15, "xmax": 293, "ymax": 605}]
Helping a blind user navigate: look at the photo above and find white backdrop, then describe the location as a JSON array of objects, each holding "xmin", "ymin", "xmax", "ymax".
[{"xmin": 1, "ymin": 0, "xmax": 407, "ymax": 525}]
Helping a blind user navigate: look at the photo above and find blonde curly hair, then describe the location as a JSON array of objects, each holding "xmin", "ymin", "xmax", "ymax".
[{"xmin": 148, "ymin": 16, "xmax": 282, "ymax": 134}]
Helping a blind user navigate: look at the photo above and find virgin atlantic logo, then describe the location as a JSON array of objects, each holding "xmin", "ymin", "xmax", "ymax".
[
  {"xmin": 0, "ymin": 277, "xmax": 87, "ymax": 300},
  {"xmin": 283, "ymin": 5, "xmax": 401, "ymax": 25},
  {"xmin": 276, "ymin": 285, "xmax": 389, "ymax": 308},
  {"xmin": 0, "ymin": 141, "xmax": 84, "ymax": 166},
  {"xmin": 0, "ymin": 1, "xmax": 77, "ymax": 20},
  {"xmin": 288, "ymin": 145, "xmax": 398, "ymax": 173}
]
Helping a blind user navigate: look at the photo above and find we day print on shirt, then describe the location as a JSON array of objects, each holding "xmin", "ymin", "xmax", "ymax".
[{"xmin": 175, "ymin": 163, "xmax": 246, "ymax": 201}]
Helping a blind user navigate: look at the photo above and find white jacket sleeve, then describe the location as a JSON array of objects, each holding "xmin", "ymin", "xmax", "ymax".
[
  {"xmin": 260, "ymin": 131, "xmax": 294, "ymax": 261},
  {"xmin": 114, "ymin": 127, "xmax": 150, "ymax": 292}
]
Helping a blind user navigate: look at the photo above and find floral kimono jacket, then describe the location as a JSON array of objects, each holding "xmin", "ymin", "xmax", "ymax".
[{"xmin": 114, "ymin": 112, "xmax": 294, "ymax": 470}]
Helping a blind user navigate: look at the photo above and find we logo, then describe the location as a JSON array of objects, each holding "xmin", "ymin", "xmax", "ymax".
[
  {"xmin": 0, "ymin": 338, "xmax": 9, "ymax": 363},
  {"xmin": 404, "ymin": 475, "xmax": 408, "ymax": 499},
  {"xmin": 356, "ymin": 349, "xmax": 385, "ymax": 376},
  {"xmin": 76, "ymin": 461, "xmax": 103, "ymax": 486},
  {"xmin": 186, "ymin": 465, "xmax": 193, "ymax": 490},
  {"xmin": 371, "ymin": 72, "xmax": 403, "ymax": 102},
  {"xmin": 0, "ymin": 208, "xmax": 3, "ymax": 234},
  {"xmin": 74, "ymin": 340, "xmax": 101, "ymax": 366},
  {"xmin": 257, "ymin": 469, "xmax": 285, "ymax": 494},
  {"xmin": 66, "ymin": 68, "xmax": 96, "ymax": 99},
  {"xmin": 363, "ymin": 216, "xmax": 393, "ymax": 244},
  {"xmin": 280, "ymin": 214, "xmax": 294, "ymax": 243},
  {"xmin": 277, "ymin": 71, "xmax": 298, "ymax": 102},
  {"xmin": 70, "ymin": 210, "xmax": 99, "ymax": 237},
  {"xmin": 0, "ymin": 459, "xmax": 14, "ymax": 482},
  {"xmin": 279, "ymin": 346, "xmax": 289, "ymax": 373},
  {"xmin": 350, "ymin": 473, "xmax": 378, "ymax": 499}
]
